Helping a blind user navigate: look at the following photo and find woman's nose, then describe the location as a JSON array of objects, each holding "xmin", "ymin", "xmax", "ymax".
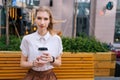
[{"xmin": 41, "ymin": 19, "xmax": 45, "ymax": 24}]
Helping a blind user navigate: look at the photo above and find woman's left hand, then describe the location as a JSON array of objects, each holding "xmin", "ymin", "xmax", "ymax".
[
  {"xmin": 41, "ymin": 53, "xmax": 53, "ymax": 62},
  {"xmin": 36, "ymin": 53, "xmax": 53, "ymax": 63}
]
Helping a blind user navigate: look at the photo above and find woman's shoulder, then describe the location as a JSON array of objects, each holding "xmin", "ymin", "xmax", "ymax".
[
  {"xmin": 51, "ymin": 34, "xmax": 62, "ymax": 42},
  {"xmin": 53, "ymin": 34, "xmax": 61, "ymax": 38},
  {"xmin": 22, "ymin": 32, "xmax": 36, "ymax": 40}
]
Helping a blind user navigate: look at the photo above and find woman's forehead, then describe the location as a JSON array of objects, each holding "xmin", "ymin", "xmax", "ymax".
[{"xmin": 36, "ymin": 11, "xmax": 50, "ymax": 17}]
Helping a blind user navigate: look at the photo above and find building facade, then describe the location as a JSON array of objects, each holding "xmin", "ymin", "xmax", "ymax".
[
  {"xmin": 90, "ymin": 0, "xmax": 117, "ymax": 44},
  {"xmin": 37, "ymin": 0, "xmax": 119, "ymax": 44},
  {"xmin": 0, "ymin": 0, "xmax": 119, "ymax": 44}
]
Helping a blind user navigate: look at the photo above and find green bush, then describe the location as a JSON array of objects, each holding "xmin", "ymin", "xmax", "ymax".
[
  {"xmin": 62, "ymin": 35, "xmax": 110, "ymax": 52},
  {"xmin": 0, "ymin": 35, "xmax": 21, "ymax": 51},
  {"xmin": 0, "ymin": 35, "xmax": 110, "ymax": 52}
]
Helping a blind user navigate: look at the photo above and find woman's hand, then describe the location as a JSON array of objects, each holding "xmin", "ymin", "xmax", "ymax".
[
  {"xmin": 34, "ymin": 53, "xmax": 53, "ymax": 67},
  {"xmin": 33, "ymin": 59, "xmax": 46, "ymax": 67},
  {"xmin": 41, "ymin": 53, "xmax": 53, "ymax": 62}
]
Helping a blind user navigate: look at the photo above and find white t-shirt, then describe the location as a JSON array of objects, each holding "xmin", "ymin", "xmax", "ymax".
[{"xmin": 20, "ymin": 31, "xmax": 63, "ymax": 71}]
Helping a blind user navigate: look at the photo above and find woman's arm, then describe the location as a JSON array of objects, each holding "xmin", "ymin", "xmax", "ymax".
[
  {"xmin": 20, "ymin": 53, "xmax": 47, "ymax": 68},
  {"xmin": 51, "ymin": 54, "xmax": 62, "ymax": 67},
  {"xmin": 20, "ymin": 54, "xmax": 33, "ymax": 68}
]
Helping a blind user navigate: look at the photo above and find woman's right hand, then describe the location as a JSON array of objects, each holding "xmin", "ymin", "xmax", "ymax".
[{"xmin": 33, "ymin": 56, "xmax": 48, "ymax": 67}]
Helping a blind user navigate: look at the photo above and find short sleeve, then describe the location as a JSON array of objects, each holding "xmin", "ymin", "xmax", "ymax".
[
  {"xmin": 20, "ymin": 36, "xmax": 29, "ymax": 57},
  {"xmin": 58, "ymin": 36, "xmax": 63, "ymax": 55}
]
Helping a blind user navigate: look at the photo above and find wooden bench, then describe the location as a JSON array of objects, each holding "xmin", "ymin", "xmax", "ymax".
[{"xmin": 0, "ymin": 51, "xmax": 94, "ymax": 80}]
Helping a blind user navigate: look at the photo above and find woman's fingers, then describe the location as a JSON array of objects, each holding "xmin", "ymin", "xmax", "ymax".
[
  {"xmin": 36, "ymin": 53, "xmax": 52, "ymax": 64},
  {"xmin": 34, "ymin": 60, "xmax": 46, "ymax": 67},
  {"xmin": 42, "ymin": 53, "xmax": 52, "ymax": 62}
]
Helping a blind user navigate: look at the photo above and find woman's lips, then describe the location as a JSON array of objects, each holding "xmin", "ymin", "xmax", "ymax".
[{"xmin": 40, "ymin": 26, "xmax": 44, "ymax": 28}]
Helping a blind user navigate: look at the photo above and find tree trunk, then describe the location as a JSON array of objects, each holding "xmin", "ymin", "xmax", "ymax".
[
  {"xmin": 73, "ymin": 0, "xmax": 78, "ymax": 38},
  {"xmin": 6, "ymin": 0, "xmax": 9, "ymax": 45}
]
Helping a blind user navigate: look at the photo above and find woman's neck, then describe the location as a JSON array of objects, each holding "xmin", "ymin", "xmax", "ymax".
[{"xmin": 38, "ymin": 30, "xmax": 48, "ymax": 36}]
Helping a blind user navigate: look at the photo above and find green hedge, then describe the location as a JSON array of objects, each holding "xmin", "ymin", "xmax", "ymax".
[
  {"xmin": 62, "ymin": 36, "xmax": 110, "ymax": 52},
  {"xmin": 0, "ymin": 35, "xmax": 110, "ymax": 52},
  {"xmin": 0, "ymin": 35, "xmax": 21, "ymax": 51}
]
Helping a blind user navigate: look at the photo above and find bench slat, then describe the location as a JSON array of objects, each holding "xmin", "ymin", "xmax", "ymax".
[{"xmin": 0, "ymin": 69, "xmax": 94, "ymax": 73}]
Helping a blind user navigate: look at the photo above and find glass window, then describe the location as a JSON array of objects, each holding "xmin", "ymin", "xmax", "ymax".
[
  {"xmin": 76, "ymin": 0, "xmax": 91, "ymax": 36},
  {"xmin": 114, "ymin": 0, "xmax": 120, "ymax": 43}
]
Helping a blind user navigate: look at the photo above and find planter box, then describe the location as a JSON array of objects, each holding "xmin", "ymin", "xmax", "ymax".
[
  {"xmin": 0, "ymin": 51, "xmax": 116, "ymax": 77},
  {"xmin": 94, "ymin": 52, "xmax": 116, "ymax": 77},
  {"xmin": 0, "ymin": 51, "xmax": 94, "ymax": 80},
  {"xmin": 62, "ymin": 52, "xmax": 116, "ymax": 77}
]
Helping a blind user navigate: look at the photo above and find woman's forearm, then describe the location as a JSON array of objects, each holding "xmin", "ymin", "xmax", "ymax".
[
  {"xmin": 20, "ymin": 61, "xmax": 33, "ymax": 68},
  {"xmin": 51, "ymin": 59, "xmax": 61, "ymax": 67},
  {"xmin": 51, "ymin": 56, "xmax": 62, "ymax": 67}
]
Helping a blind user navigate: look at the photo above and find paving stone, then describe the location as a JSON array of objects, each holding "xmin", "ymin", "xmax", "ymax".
[{"xmin": 95, "ymin": 77, "xmax": 120, "ymax": 80}]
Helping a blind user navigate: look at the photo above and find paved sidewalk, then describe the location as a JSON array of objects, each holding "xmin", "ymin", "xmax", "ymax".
[{"xmin": 95, "ymin": 77, "xmax": 120, "ymax": 80}]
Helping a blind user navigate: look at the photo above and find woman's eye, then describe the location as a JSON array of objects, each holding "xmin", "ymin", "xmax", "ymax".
[
  {"xmin": 37, "ymin": 17, "xmax": 41, "ymax": 20},
  {"xmin": 44, "ymin": 18, "xmax": 48, "ymax": 20}
]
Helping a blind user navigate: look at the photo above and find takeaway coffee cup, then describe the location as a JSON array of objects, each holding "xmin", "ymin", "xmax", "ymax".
[{"xmin": 37, "ymin": 47, "xmax": 48, "ymax": 62}]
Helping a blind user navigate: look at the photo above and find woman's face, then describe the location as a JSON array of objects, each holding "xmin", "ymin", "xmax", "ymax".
[{"xmin": 35, "ymin": 11, "xmax": 50, "ymax": 32}]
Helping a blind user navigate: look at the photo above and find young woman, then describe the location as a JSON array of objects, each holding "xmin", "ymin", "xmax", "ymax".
[{"xmin": 20, "ymin": 6, "xmax": 63, "ymax": 80}]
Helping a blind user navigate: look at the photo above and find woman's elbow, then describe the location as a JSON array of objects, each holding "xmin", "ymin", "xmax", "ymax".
[
  {"xmin": 20, "ymin": 61, "xmax": 25, "ymax": 67},
  {"xmin": 20, "ymin": 62, "xmax": 23, "ymax": 67}
]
